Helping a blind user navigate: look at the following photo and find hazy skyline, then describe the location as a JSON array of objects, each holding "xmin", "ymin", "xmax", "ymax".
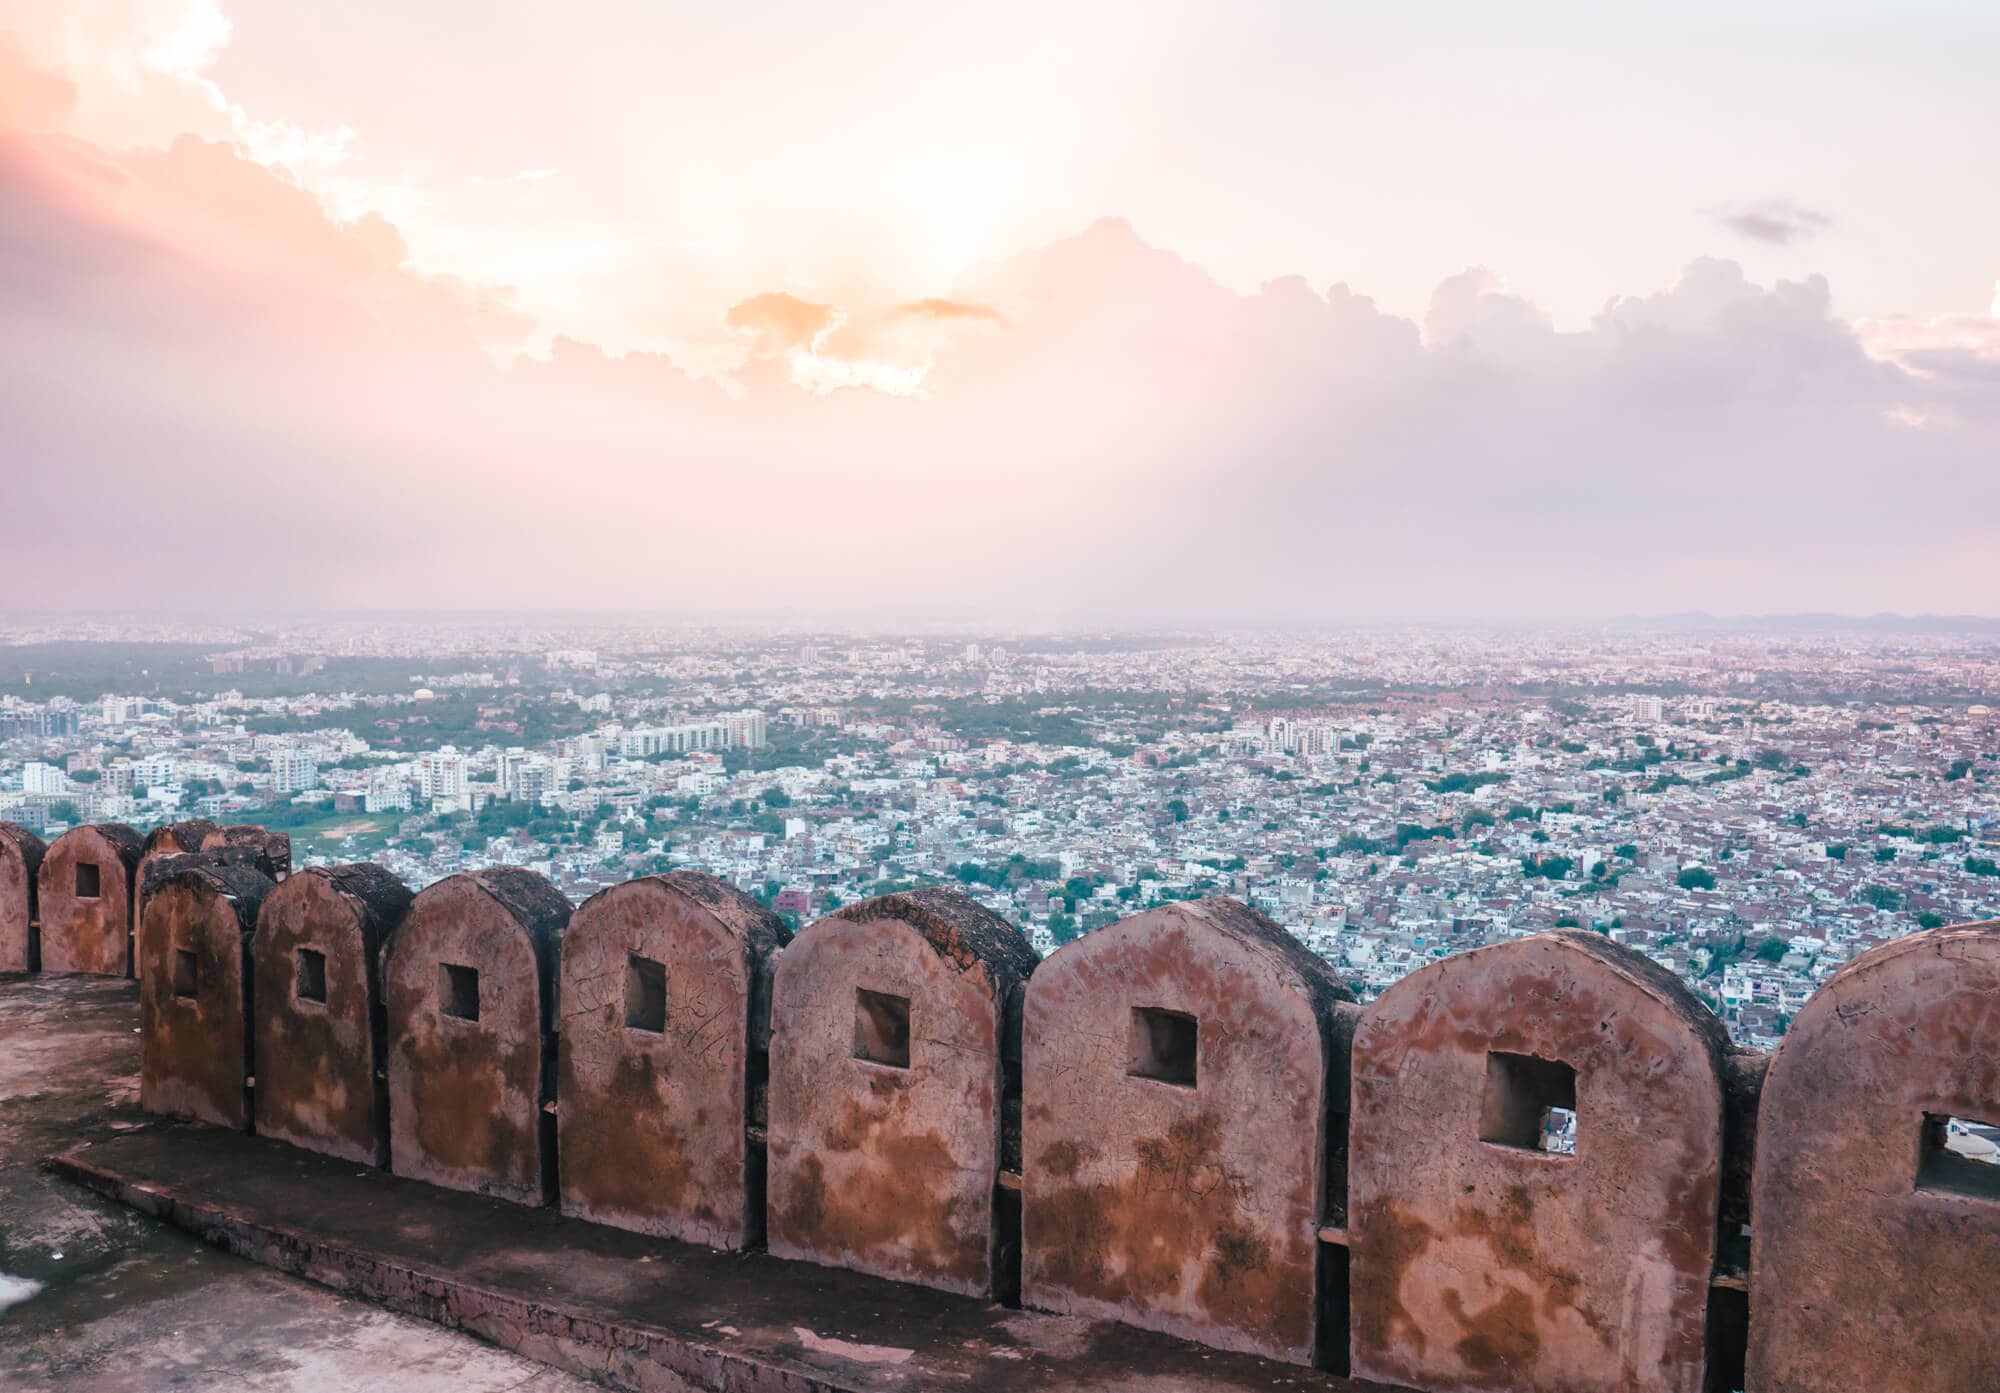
[{"xmin": 2, "ymin": 1, "xmax": 1997, "ymax": 619}]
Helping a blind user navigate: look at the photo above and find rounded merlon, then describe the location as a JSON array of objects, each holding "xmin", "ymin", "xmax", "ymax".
[
  {"xmin": 557, "ymin": 871, "xmax": 789, "ymax": 1248},
  {"xmin": 383, "ymin": 868, "xmax": 572, "ymax": 1207},
  {"xmin": 38, "ymin": 823, "xmax": 145, "ymax": 976},
  {"xmin": 252, "ymin": 863, "xmax": 413, "ymax": 1167},
  {"xmin": 767, "ymin": 889, "xmax": 1034, "ymax": 1298},
  {"xmin": 1348, "ymin": 929, "xmax": 1726, "ymax": 1393},
  {"xmin": 1748, "ymin": 918, "xmax": 2000, "ymax": 1393},
  {"xmin": 139, "ymin": 859, "xmax": 276, "ymax": 1131},
  {"xmin": 1021, "ymin": 896, "xmax": 1350, "ymax": 1366},
  {"xmin": 0, "ymin": 821, "xmax": 48, "ymax": 972}
]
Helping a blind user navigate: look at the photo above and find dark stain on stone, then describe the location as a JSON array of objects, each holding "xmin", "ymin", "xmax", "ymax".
[
  {"xmin": 775, "ymin": 1082, "xmax": 989, "ymax": 1289},
  {"xmin": 1445, "ymin": 1283, "xmax": 1543, "ymax": 1379},
  {"xmin": 1350, "ymin": 1195, "xmax": 1435, "ymax": 1359},
  {"xmin": 1027, "ymin": 1108, "xmax": 1312, "ymax": 1354}
]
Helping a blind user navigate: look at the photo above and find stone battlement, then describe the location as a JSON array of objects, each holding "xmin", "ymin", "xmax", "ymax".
[{"xmin": 4, "ymin": 818, "xmax": 1995, "ymax": 1393}]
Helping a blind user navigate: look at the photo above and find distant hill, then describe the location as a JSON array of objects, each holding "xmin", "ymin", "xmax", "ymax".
[{"xmin": 1615, "ymin": 612, "xmax": 2000, "ymax": 635}]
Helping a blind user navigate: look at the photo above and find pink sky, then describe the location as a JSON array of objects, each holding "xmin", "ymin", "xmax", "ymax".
[{"xmin": 2, "ymin": 2, "xmax": 1998, "ymax": 618}]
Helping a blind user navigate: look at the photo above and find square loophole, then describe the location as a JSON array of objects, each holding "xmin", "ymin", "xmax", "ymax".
[
  {"xmin": 853, "ymin": 988, "xmax": 911, "ymax": 1068},
  {"xmin": 172, "ymin": 947, "xmax": 199, "ymax": 1000},
  {"xmin": 75, "ymin": 862, "xmax": 101, "ymax": 899},
  {"xmin": 295, "ymin": 948, "xmax": 327, "ymax": 1005},
  {"xmin": 438, "ymin": 962, "xmax": 480, "ymax": 1022},
  {"xmin": 1480, "ymin": 1051, "xmax": 1577, "ymax": 1155},
  {"xmin": 1917, "ymin": 1112, "xmax": 2000, "ymax": 1202},
  {"xmin": 1129, "ymin": 1006, "xmax": 1199, "ymax": 1088},
  {"xmin": 625, "ymin": 953, "xmax": 667, "ymax": 1033}
]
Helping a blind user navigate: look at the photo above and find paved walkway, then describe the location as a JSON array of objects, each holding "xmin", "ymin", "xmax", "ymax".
[{"xmin": 0, "ymin": 974, "xmax": 592, "ymax": 1392}]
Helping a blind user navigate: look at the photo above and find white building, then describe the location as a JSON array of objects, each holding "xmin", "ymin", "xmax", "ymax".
[
  {"xmin": 364, "ymin": 772, "xmax": 412, "ymax": 813},
  {"xmin": 22, "ymin": 762, "xmax": 69, "ymax": 795},
  {"xmin": 725, "ymin": 710, "xmax": 768, "ymax": 749},
  {"xmin": 272, "ymin": 749, "xmax": 319, "ymax": 794},
  {"xmin": 417, "ymin": 747, "xmax": 467, "ymax": 802},
  {"xmin": 131, "ymin": 756, "xmax": 177, "ymax": 792}
]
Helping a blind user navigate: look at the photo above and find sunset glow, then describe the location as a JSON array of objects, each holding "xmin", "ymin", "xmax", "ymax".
[{"xmin": 2, "ymin": 0, "xmax": 1998, "ymax": 616}]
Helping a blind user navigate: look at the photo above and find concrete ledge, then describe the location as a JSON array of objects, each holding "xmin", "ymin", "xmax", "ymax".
[{"xmin": 49, "ymin": 1126, "xmax": 1403, "ymax": 1393}]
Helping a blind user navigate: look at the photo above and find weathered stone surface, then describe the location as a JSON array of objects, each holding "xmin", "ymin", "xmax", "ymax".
[
  {"xmin": 47, "ymin": 1119, "xmax": 1403, "ymax": 1393},
  {"xmin": 1021, "ymin": 896, "xmax": 1354, "ymax": 1365},
  {"xmin": 767, "ymin": 888, "xmax": 1036, "ymax": 1297},
  {"xmin": 1348, "ymin": 930, "xmax": 1727, "ymax": 1393},
  {"xmin": 38, "ymin": 823, "xmax": 143, "ymax": 976},
  {"xmin": 253, "ymin": 864, "xmax": 414, "ymax": 1166},
  {"xmin": 1747, "ymin": 919, "xmax": 2000, "ymax": 1393},
  {"xmin": 557, "ymin": 870, "xmax": 789, "ymax": 1247},
  {"xmin": 385, "ymin": 868, "xmax": 570, "ymax": 1206},
  {"xmin": 139, "ymin": 858, "xmax": 275, "ymax": 1130},
  {"xmin": 203, "ymin": 824, "xmax": 293, "ymax": 882},
  {"xmin": 135, "ymin": 820, "xmax": 221, "ymax": 949},
  {"xmin": 0, "ymin": 821, "xmax": 47, "ymax": 972}
]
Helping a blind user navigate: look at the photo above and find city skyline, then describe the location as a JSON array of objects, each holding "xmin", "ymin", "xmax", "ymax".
[
  {"xmin": 3, "ymin": 617, "xmax": 1996, "ymax": 1057},
  {"xmin": 4, "ymin": 3, "xmax": 1998, "ymax": 618}
]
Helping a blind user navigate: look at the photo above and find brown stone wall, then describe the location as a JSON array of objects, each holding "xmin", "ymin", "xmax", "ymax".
[
  {"xmin": 39, "ymin": 824, "xmax": 143, "ymax": 976},
  {"xmin": 1021, "ymin": 897, "xmax": 1353, "ymax": 1365},
  {"xmin": 557, "ymin": 872, "xmax": 788, "ymax": 1247},
  {"xmin": 766, "ymin": 888, "xmax": 1036, "ymax": 1298},
  {"xmin": 121, "ymin": 821, "xmax": 2000, "ymax": 1390},
  {"xmin": 139, "ymin": 859, "xmax": 275, "ymax": 1130},
  {"xmin": 0, "ymin": 822, "xmax": 47, "ymax": 973},
  {"xmin": 384, "ymin": 869, "xmax": 570, "ymax": 1206},
  {"xmin": 202, "ymin": 825, "xmax": 292, "ymax": 882},
  {"xmin": 1348, "ymin": 931, "xmax": 1727, "ymax": 1393},
  {"xmin": 135, "ymin": 821, "xmax": 221, "ymax": 953},
  {"xmin": 1747, "ymin": 920, "xmax": 2000, "ymax": 1393},
  {"xmin": 253, "ymin": 864, "xmax": 413, "ymax": 1166}
]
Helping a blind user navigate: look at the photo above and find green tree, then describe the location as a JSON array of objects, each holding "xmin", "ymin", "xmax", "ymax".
[{"xmin": 1677, "ymin": 866, "xmax": 1717, "ymax": 891}]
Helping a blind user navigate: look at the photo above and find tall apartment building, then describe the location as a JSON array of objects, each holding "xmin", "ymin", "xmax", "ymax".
[
  {"xmin": 272, "ymin": 749, "xmax": 319, "ymax": 794},
  {"xmin": 725, "ymin": 709, "xmax": 768, "ymax": 749},
  {"xmin": 418, "ymin": 747, "xmax": 468, "ymax": 802},
  {"xmin": 22, "ymin": 761, "xmax": 69, "ymax": 795}
]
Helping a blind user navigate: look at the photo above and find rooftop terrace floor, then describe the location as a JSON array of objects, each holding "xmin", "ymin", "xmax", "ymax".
[
  {"xmin": 0, "ymin": 974, "xmax": 592, "ymax": 1392},
  {"xmin": 1, "ymin": 975, "xmax": 1401, "ymax": 1393}
]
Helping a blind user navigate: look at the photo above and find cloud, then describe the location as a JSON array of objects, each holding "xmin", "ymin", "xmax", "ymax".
[
  {"xmin": 0, "ymin": 34, "xmax": 76, "ymax": 130},
  {"xmin": 725, "ymin": 291, "xmax": 837, "ymax": 356},
  {"xmin": 894, "ymin": 297, "xmax": 1009, "ymax": 328},
  {"xmin": 1715, "ymin": 198, "xmax": 1834, "ymax": 246},
  {"xmin": 0, "ymin": 41, "xmax": 1997, "ymax": 620},
  {"xmin": 1423, "ymin": 266, "xmax": 1554, "ymax": 353}
]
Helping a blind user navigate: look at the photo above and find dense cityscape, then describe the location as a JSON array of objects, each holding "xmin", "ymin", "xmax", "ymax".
[{"xmin": 3, "ymin": 616, "xmax": 1996, "ymax": 1051}]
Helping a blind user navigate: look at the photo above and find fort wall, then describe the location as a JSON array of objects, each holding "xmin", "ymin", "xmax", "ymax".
[{"xmin": 9, "ymin": 819, "xmax": 1994, "ymax": 1393}]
